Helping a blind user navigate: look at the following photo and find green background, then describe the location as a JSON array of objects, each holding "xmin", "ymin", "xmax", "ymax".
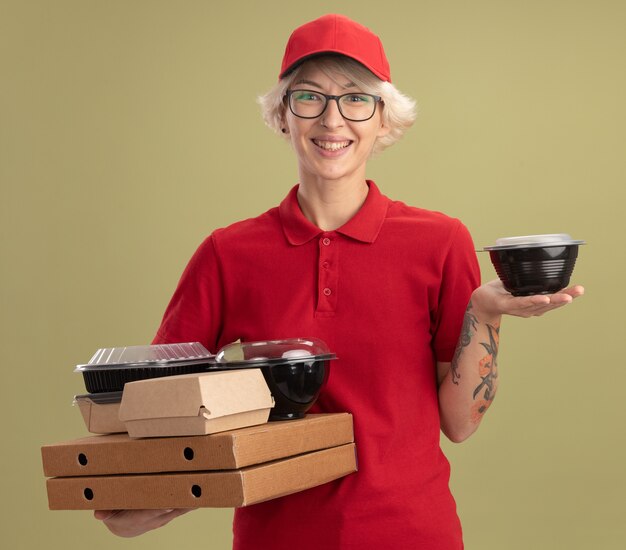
[{"xmin": 2, "ymin": 1, "xmax": 624, "ymax": 548}]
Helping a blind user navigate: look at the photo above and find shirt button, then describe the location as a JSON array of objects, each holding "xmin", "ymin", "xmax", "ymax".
[
  {"xmin": 323, "ymin": 288, "xmax": 332, "ymax": 296},
  {"xmin": 322, "ymin": 237, "xmax": 331, "ymax": 246},
  {"xmin": 322, "ymin": 261, "xmax": 330, "ymax": 269}
]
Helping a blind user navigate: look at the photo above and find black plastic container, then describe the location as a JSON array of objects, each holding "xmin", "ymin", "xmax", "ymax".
[
  {"xmin": 75, "ymin": 343, "xmax": 214, "ymax": 393},
  {"xmin": 75, "ymin": 340, "xmax": 336, "ymax": 420},
  {"xmin": 213, "ymin": 338, "xmax": 335, "ymax": 420},
  {"xmin": 485, "ymin": 234, "xmax": 584, "ymax": 296}
]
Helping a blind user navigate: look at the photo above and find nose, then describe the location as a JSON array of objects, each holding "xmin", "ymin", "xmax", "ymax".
[{"xmin": 320, "ymin": 97, "xmax": 344, "ymax": 129}]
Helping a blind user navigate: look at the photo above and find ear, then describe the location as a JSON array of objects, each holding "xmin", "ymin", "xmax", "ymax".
[
  {"xmin": 377, "ymin": 121, "xmax": 391, "ymax": 138},
  {"xmin": 279, "ymin": 109, "xmax": 290, "ymax": 135},
  {"xmin": 376, "ymin": 100, "xmax": 391, "ymax": 138}
]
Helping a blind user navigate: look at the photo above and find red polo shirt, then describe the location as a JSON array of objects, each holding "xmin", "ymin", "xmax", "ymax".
[{"xmin": 154, "ymin": 181, "xmax": 480, "ymax": 549}]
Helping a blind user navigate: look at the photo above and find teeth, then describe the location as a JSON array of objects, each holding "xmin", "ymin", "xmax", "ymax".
[{"xmin": 314, "ymin": 140, "xmax": 351, "ymax": 151}]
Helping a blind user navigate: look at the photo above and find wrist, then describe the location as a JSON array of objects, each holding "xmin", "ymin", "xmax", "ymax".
[{"xmin": 469, "ymin": 287, "xmax": 503, "ymax": 325}]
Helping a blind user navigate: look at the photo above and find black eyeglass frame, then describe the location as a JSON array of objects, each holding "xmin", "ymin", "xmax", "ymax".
[{"xmin": 285, "ymin": 89, "xmax": 383, "ymax": 122}]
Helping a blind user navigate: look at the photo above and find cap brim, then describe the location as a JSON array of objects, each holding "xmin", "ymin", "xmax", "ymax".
[{"xmin": 279, "ymin": 50, "xmax": 390, "ymax": 82}]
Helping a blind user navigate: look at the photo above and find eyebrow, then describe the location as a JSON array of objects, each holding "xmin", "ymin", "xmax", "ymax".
[{"xmin": 294, "ymin": 78, "xmax": 357, "ymax": 89}]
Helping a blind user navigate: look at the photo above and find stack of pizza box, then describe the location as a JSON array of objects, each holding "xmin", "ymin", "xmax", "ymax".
[{"xmin": 42, "ymin": 370, "xmax": 356, "ymax": 510}]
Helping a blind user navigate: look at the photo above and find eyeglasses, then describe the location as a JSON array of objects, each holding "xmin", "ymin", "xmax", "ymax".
[{"xmin": 285, "ymin": 89, "xmax": 382, "ymax": 122}]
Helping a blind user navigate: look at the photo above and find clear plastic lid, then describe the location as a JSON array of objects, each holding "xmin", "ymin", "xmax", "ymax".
[
  {"xmin": 484, "ymin": 233, "xmax": 585, "ymax": 250},
  {"xmin": 215, "ymin": 338, "xmax": 336, "ymax": 366},
  {"xmin": 75, "ymin": 342, "xmax": 214, "ymax": 371}
]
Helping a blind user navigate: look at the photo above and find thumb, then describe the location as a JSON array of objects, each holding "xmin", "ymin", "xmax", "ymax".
[{"xmin": 94, "ymin": 510, "xmax": 117, "ymax": 521}]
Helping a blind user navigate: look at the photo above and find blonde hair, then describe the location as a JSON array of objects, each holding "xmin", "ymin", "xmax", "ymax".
[{"xmin": 258, "ymin": 56, "xmax": 417, "ymax": 155}]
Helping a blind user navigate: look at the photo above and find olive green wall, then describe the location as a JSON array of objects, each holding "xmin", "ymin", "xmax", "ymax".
[{"xmin": 2, "ymin": 1, "xmax": 624, "ymax": 548}]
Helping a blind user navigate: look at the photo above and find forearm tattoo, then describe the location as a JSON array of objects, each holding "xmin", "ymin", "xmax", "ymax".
[
  {"xmin": 471, "ymin": 323, "xmax": 500, "ymax": 423},
  {"xmin": 450, "ymin": 301, "xmax": 479, "ymax": 385}
]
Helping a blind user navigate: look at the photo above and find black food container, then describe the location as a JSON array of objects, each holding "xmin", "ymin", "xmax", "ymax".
[
  {"xmin": 484, "ymin": 234, "xmax": 584, "ymax": 296},
  {"xmin": 74, "ymin": 342, "xmax": 215, "ymax": 393},
  {"xmin": 212, "ymin": 338, "xmax": 336, "ymax": 420},
  {"xmin": 75, "ymin": 339, "xmax": 336, "ymax": 421}
]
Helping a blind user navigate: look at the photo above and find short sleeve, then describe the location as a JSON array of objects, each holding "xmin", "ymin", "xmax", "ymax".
[
  {"xmin": 152, "ymin": 234, "xmax": 224, "ymax": 353},
  {"xmin": 431, "ymin": 220, "xmax": 481, "ymax": 362}
]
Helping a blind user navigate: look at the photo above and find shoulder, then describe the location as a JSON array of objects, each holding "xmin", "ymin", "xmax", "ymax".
[
  {"xmin": 185, "ymin": 207, "xmax": 284, "ymax": 267},
  {"xmin": 386, "ymin": 198, "xmax": 458, "ymax": 225},
  {"xmin": 209, "ymin": 206, "xmax": 282, "ymax": 246},
  {"xmin": 383, "ymin": 198, "xmax": 470, "ymax": 245},
  {"xmin": 182, "ymin": 207, "xmax": 283, "ymax": 277}
]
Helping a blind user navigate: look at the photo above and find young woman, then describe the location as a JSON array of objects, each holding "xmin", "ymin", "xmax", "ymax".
[{"xmin": 94, "ymin": 14, "xmax": 583, "ymax": 549}]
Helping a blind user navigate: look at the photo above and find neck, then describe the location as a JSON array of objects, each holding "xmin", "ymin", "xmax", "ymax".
[{"xmin": 297, "ymin": 175, "xmax": 369, "ymax": 231}]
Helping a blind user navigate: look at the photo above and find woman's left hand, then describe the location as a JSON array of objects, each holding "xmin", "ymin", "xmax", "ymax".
[
  {"xmin": 437, "ymin": 280, "xmax": 585, "ymax": 442},
  {"xmin": 470, "ymin": 279, "xmax": 585, "ymax": 319}
]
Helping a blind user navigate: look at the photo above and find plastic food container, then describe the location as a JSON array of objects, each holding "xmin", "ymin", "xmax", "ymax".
[
  {"xmin": 484, "ymin": 233, "xmax": 585, "ymax": 296},
  {"xmin": 74, "ymin": 342, "xmax": 214, "ymax": 393},
  {"xmin": 214, "ymin": 338, "xmax": 336, "ymax": 420}
]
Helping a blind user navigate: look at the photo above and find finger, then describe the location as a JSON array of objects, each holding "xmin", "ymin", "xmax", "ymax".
[
  {"xmin": 506, "ymin": 288, "xmax": 582, "ymax": 317},
  {"xmin": 94, "ymin": 510, "xmax": 118, "ymax": 521},
  {"xmin": 527, "ymin": 294, "xmax": 553, "ymax": 306},
  {"xmin": 165, "ymin": 508, "xmax": 195, "ymax": 519},
  {"xmin": 150, "ymin": 509, "xmax": 194, "ymax": 531},
  {"xmin": 530, "ymin": 301, "xmax": 571, "ymax": 316},
  {"xmin": 530, "ymin": 295, "xmax": 578, "ymax": 316},
  {"xmin": 518, "ymin": 290, "xmax": 575, "ymax": 309},
  {"xmin": 101, "ymin": 509, "xmax": 172, "ymax": 525},
  {"xmin": 548, "ymin": 293, "xmax": 574, "ymax": 305},
  {"xmin": 505, "ymin": 294, "xmax": 551, "ymax": 312},
  {"xmin": 140, "ymin": 508, "xmax": 190, "ymax": 520},
  {"xmin": 135, "ymin": 509, "xmax": 179, "ymax": 522},
  {"xmin": 559, "ymin": 285, "xmax": 585, "ymax": 298},
  {"xmin": 506, "ymin": 296, "xmax": 567, "ymax": 317}
]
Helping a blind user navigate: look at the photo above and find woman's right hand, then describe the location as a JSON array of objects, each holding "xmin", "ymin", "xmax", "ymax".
[{"xmin": 93, "ymin": 508, "xmax": 193, "ymax": 537}]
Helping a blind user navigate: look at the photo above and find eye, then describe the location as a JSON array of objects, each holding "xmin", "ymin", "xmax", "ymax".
[
  {"xmin": 343, "ymin": 94, "xmax": 372, "ymax": 104},
  {"xmin": 292, "ymin": 91, "xmax": 323, "ymax": 102}
]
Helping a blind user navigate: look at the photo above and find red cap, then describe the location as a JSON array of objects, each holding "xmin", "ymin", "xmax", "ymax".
[{"xmin": 279, "ymin": 14, "xmax": 391, "ymax": 83}]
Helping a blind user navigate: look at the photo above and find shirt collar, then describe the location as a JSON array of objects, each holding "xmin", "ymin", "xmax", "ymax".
[{"xmin": 279, "ymin": 180, "xmax": 389, "ymax": 246}]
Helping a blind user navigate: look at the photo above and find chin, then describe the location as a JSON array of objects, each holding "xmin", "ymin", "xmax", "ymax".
[
  {"xmin": 307, "ymin": 158, "xmax": 365, "ymax": 181},
  {"xmin": 311, "ymin": 167, "xmax": 356, "ymax": 182}
]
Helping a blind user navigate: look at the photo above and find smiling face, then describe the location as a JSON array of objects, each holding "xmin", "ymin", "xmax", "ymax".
[{"xmin": 283, "ymin": 61, "xmax": 390, "ymax": 187}]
